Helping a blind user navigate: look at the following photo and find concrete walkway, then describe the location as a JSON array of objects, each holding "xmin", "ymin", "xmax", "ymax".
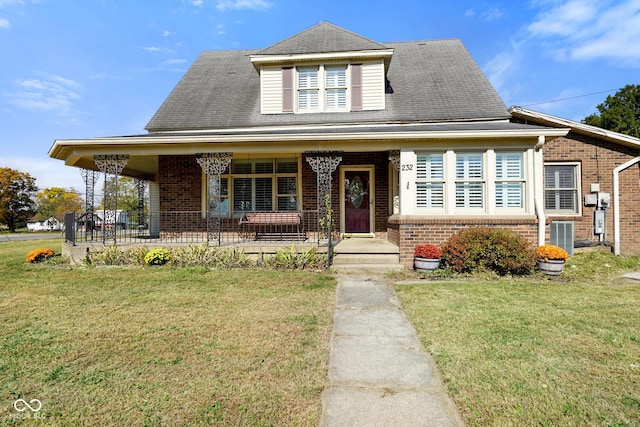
[{"xmin": 320, "ymin": 275, "xmax": 464, "ymax": 427}]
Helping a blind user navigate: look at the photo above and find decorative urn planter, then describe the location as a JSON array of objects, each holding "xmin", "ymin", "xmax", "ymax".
[
  {"xmin": 536, "ymin": 259, "xmax": 565, "ymax": 275},
  {"xmin": 535, "ymin": 244, "xmax": 569, "ymax": 276},
  {"xmin": 414, "ymin": 244, "xmax": 442, "ymax": 272},
  {"xmin": 414, "ymin": 257, "xmax": 441, "ymax": 272}
]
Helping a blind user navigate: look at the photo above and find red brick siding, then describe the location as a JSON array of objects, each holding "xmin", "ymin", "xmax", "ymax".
[{"xmin": 543, "ymin": 131, "xmax": 640, "ymax": 254}]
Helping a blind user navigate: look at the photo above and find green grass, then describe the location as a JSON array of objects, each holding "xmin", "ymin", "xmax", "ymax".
[
  {"xmin": 397, "ymin": 250, "xmax": 640, "ymax": 426},
  {"xmin": 0, "ymin": 239, "xmax": 336, "ymax": 426}
]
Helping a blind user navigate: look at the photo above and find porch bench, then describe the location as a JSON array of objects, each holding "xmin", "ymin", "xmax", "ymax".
[{"xmin": 239, "ymin": 211, "xmax": 306, "ymax": 241}]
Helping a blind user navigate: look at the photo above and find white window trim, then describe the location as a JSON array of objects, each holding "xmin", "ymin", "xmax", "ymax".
[
  {"xmin": 295, "ymin": 63, "xmax": 351, "ymax": 113},
  {"xmin": 544, "ymin": 161, "xmax": 582, "ymax": 217},
  {"xmin": 410, "ymin": 149, "xmax": 534, "ymax": 216}
]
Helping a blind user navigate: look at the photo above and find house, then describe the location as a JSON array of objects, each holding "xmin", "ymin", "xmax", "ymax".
[
  {"xmin": 50, "ymin": 21, "xmax": 639, "ymax": 265},
  {"xmin": 510, "ymin": 107, "xmax": 640, "ymax": 256},
  {"xmin": 27, "ymin": 216, "xmax": 62, "ymax": 232}
]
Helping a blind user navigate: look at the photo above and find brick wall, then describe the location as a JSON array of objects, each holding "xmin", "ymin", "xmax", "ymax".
[
  {"xmin": 158, "ymin": 155, "xmax": 202, "ymax": 211},
  {"xmin": 543, "ymin": 131, "xmax": 640, "ymax": 254},
  {"xmin": 388, "ymin": 217, "xmax": 538, "ymax": 267}
]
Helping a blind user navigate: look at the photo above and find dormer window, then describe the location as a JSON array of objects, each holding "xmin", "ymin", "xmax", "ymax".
[{"xmin": 296, "ymin": 64, "xmax": 348, "ymax": 112}]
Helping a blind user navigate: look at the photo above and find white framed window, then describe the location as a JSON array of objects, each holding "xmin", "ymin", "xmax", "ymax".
[
  {"xmin": 207, "ymin": 176, "xmax": 229, "ymax": 216},
  {"xmin": 495, "ymin": 152, "xmax": 525, "ymax": 209},
  {"xmin": 297, "ymin": 66, "xmax": 319, "ymax": 111},
  {"xmin": 296, "ymin": 64, "xmax": 349, "ymax": 112},
  {"xmin": 325, "ymin": 65, "xmax": 347, "ymax": 110},
  {"xmin": 544, "ymin": 163, "xmax": 581, "ymax": 215},
  {"xmin": 456, "ymin": 153, "xmax": 484, "ymax": 209},
  {"xmin": 416, "ymin": 153, "xmax": 444, "ymax": 209}
]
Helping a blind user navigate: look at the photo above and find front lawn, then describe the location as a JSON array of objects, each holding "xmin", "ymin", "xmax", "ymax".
[
  {"xmin": 397, "ymin": 250, "xmax": 640, "ymax": 426},
  {"xmin": 0, "ymin": 239, "xmax": 335, "ymax": 426}
]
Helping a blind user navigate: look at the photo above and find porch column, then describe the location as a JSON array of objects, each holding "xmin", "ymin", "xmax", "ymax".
[
  {"xmin": 94, "ymin": 154, "xmax": 129, "ymax": 245},
  {"xmin": 80, "ymin": 168, "xmax": 100, "ymax": 240},
  {"xmin": 135, "ymin": 178, "xmax": 148, "ymax": 232},
  {"xmin": 197, "ymin": 152, "xmax": 232, "ymax": 245},
  {"xmin": 388, "ymin": 150, "xmax": 400, "ymax": 214},
  {"xmin": 305, "ymin": 151, "xmax": 343, "ymax": 241}
]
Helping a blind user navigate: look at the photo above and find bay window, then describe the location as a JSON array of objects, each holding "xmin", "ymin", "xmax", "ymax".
[
  {"xmin": 416, "ymin": 153, "xmax": 444, "ymax": 209},
  {"xmin": 456, "ymin": 153, "xmax": 484, "ymax": 209},
  {"xmin": 495, "ymin": 152, "xmax": 524, "ymax": 209}
]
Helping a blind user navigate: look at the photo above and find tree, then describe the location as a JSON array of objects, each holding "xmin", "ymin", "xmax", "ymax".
[
  {"xmin": 583, "ymin": 84, "xmax": 640, "ymax": 138},
  {"xmin": 36, "ymin": 187, "xmax": 83, "ymax": 221},
  {"xmin": 98, "ymin": 176, "xmax": 147, "ymax": 214},
  {"xmin": 0, "ymin": 167, "xmax": 38, "ymax": 232}
]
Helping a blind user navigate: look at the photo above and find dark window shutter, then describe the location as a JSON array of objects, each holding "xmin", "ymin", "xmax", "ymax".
[
  {"xmin": 351, "ymin": 64, "xmax": 363, "ymax": 111},
  {"xmin": 282, "ymin": 67, "xmax": 294, "ymax": 113}
]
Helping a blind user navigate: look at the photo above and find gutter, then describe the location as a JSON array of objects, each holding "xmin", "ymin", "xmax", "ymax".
[
  {"xmin": 613, "ymin": 156, "xmax": 640, "ymax": 255},
  {"xmin": 534, "ymin": 136, "xmax": 546, "ymax": 246}
]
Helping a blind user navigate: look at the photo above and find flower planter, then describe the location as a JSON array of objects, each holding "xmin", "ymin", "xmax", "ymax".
[
  {"xmin": 537, "ymin": 259, "xmax": 565, "ymax": 275},
  {"xmin": 414, "ymin": 257, "xmax": 440, "ymax": 272}
]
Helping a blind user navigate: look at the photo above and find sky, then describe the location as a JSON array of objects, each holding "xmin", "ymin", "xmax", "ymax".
[{"xmin": 1, "ymin": 0, "xmax": 639, "ymax": 195}]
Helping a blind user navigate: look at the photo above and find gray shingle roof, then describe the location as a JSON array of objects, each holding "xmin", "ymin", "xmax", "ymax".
[
  {"xmin": 257, "ymin": 21, "xmax": 389, "ymax": 55},
  {"xmin": 145, "ymin": 24, "xmax": 508, "ymax": 132}
]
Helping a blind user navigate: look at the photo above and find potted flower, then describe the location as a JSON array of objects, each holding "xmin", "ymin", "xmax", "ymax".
[
  {"xmin": 414, "ymin": 244, "xmax": 442, "ymax": 271},
  {"xmin": 535, "ymin": 244, "xmax": 569, "ymax": 275}
]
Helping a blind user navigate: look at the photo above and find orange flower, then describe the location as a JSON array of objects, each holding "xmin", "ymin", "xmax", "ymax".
[
  {"xmin": 26, "ymin": 248, "xmax": 55, "ymax": 263},
  {"xmin": 535, "ymin": 244, "xmax": 569, "ymax": 261}
]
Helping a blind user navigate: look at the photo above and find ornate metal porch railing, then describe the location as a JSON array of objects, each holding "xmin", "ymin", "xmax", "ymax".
[{"xmin": 65, "ymin": 210, "xmax": 328, "ymax": 246}]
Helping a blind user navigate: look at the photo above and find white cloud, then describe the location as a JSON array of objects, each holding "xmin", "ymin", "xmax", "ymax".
[
  {"xmin": 215, "ymin": 0, "xmax": 272, "ymax": 11},
  {"xmin": 0, "ymin": 17, "xmax": 9, "ymax": 28},
  {"xmin": 481, "ymin": 7, "xmax": 505, "ymax": 21},
  {"xmin": 0, "ymin": 0, "xmax": 25, "ymax": 7},
  {"xmin": 6, "ymin": 74, "xmax": 82, "ymax": 114},
  {"xmin": 527, "ymin": 0, "xmax": 640, "ymax": 64}
]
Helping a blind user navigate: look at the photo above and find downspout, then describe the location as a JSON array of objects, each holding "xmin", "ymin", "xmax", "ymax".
[
  {"xmin": 534, "ymin": 136, "xmax": 546, "ymax": 247},
  {"xmin": 613, "ymin": 156, "xmax": 640, "ymax": 255}
]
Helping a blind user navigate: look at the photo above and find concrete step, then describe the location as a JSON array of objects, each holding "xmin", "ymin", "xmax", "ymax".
[
  {"xmin": 331, "ymin": 263, "xmax": 404, "ymax": 274},
  {"xmin": 332, "ymin": 253, "xmax": 400, "ymax": 265}
]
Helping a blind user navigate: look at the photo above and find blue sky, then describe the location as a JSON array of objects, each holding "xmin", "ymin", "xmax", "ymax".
[{"xmin": 1, "ymin": 0, "xmax": 639, "ymax": 193}]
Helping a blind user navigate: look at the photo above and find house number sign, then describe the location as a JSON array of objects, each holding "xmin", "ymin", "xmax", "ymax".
[{"xmin": 401, "ymin": 164, "xmax": 414, "ymax": 171}]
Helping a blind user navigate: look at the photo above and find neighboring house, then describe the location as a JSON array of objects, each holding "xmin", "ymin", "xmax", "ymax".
[
  {"xmin": 53, "ymin": 21, "xmax": 633, "ymax": 265},
  {"xmin": 27, "ymin": 216, "xmax": 62, "ymax": 232},
  {"xmin": 510, "ymin": 107, "xmax": 640, "ymax": 256}
]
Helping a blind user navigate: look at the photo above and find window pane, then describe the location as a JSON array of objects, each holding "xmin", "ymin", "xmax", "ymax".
[
  {"xmin": 416, "ymin": 183, "xmax": 444, "ymax": 208},
  {"xmin": 254, "ymin": 178, "xmax": 272, "ymax": 211},
  {"xmin": 456, "ymin": 153, "xmax": 483, "ymax": 179},
  {"xmin": 326, "ymin": 88, "xmax": 346, "ymax": 108},
  {"xmin": 233, "ymin": 178, "xmax": 252, "ymax": 212},
  {"xmin": 325, "ymin": 65, "xmax": 346, "ymax": 87},
  {"xmin": 255, "ymin": 161, "xmax": 273, "ymax": 174},
  {"xmin": 232, "ymin": 162, "xmax": 252, "ymax": 174},
  {"xmin": 298, "ymin": 67, "xmax": 318, "ymax": 88},
  {"xmin": 496, "ymin": 153, "xmax": 523, "ymax": 179},
  {"xmin": 456, "ymin": 183, "xmax": 483, "ymax": 208},
  {"xmin": 417, "ymin": 154, "xmax": 443, "ymax": 180},
  {"xmin": 276, "ymin": 159, "xmax": 298, "ymax": 173},
  {"xmin": 496, "ymin": 182, "xmax": 523, "ymax": 208},
  {"xmin": 298, "ymin": 90, "xmax": 318, "ymax": 110},
  {"xmin": 277, "ymin": 176, "xmax": 297, "ymax": 194},
  {"xmin": 277, "ymin": 196, "xmax": 297, "ymax": 211}
]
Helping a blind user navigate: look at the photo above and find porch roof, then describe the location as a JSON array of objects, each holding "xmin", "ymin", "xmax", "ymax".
[{"xmin": 49, "ymin": 120, "xmax": 569, "ymax": 181}]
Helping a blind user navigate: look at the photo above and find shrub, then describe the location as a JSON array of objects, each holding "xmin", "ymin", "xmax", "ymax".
[
  {"xmin": 535, "ymin": 244, "xmax": 569, "ymax": 261},
  {"xmin": 144, "ymin": 248, "xmax": 171, "ymax": 266},
  {"xmin": 414, "ymin": 244, "xmax": 442, "ymax": 259},
  {"xmin": 26, "ymin": 248, "xmax": 55, "ymax": 263},
  {"xmin": 441, "ymin": 227, "xmax": 537, "ymax": 276}
]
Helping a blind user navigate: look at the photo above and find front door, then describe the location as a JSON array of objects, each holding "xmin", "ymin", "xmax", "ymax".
[{"xmin": 341, "ymin": 167, "xmax": 374, "ymax": 235}]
